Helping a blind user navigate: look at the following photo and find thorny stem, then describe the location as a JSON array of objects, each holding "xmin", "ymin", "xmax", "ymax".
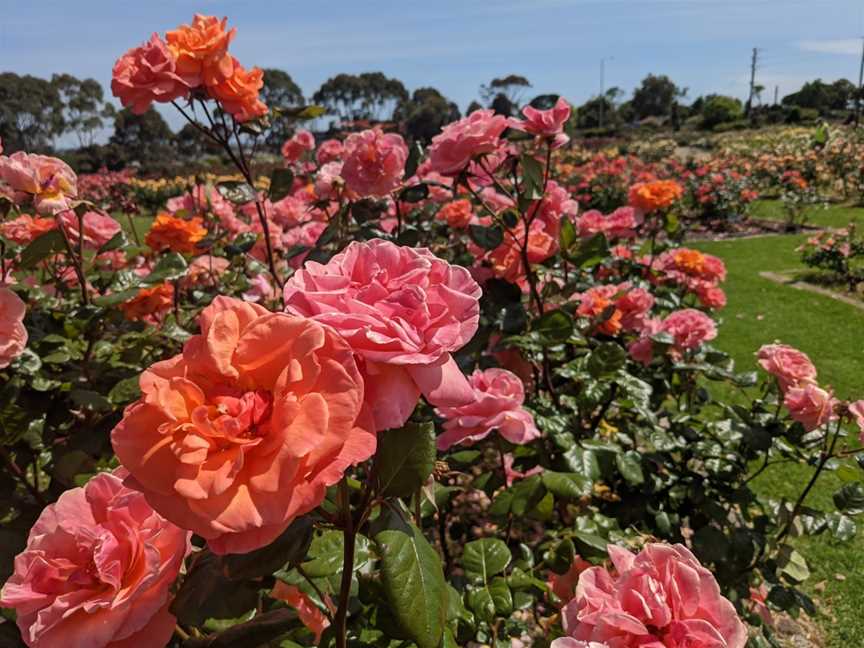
[
  {"xmin": 56, "ymin": 214, "xmax": 89, "ymax": 305},
  {"xmin": 777, "ymin": 418, "xmax": 843, "ymax": 542},
  {"xmin": 334, "ymin": 479, "xmax": 355, "ymax": 648}
]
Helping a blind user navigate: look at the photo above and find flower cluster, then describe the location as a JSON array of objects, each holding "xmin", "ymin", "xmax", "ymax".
[{"xmin": 112, "ymin": 14, "xmax": 266, "ymax": 122}]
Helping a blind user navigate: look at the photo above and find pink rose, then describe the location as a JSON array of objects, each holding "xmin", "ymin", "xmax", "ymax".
[
  {"xmin": 59, "ymin": 210, "xmax": 122, "ymax": 249},
  {"xmin": 0, "ymin": 287, "xmax": 27, "ymax": 368},
  {"xmin": 428, "ymin": 109, "xmax": 508, "ymax": 176},
  {"xmin": 316, "ymin": 138, "xmax": 345, "ymax": 165},
  {"xmin": 558, "ymin": 543, "xmax": 747, "ymax": 648},
  {"xmin": 629, "ymin": 309, "xmax": 716, "ymax": 365},
  {"xmin": 435, "ymin": 368, "xmax": 540, "ymax": 450},
  {"xmin": 510, "ymin": 97, "xmax": 571, "ymax": 138},
  {"xmin": 283, "ymin": 239, "xmax": 481, "ymax": 430},
  {"xmin": 281, "ymin": 129, "xmax": 316, "ymax": 163},
  {"xmin": 341, "ymin": 129, "xmax": 408, "ymax": 198},
  {"xmin": 0, "ymin": 470, "xmax": 190, "ymax": 648},
  {"xmin": 242, "ymin": 273, "xmax": 276, "ymax": 303},
  {"xmin": 181, "ymin": 254, "xmax": 230, "ymax": 288},
  {"xmin": 314, "ymin": 161, "xmax": 345, "ymax": 201},
  {"xmin": 577, "ymin": 207, "xmax": 638, "ymax": 240},
  {"xmin": 111, "ymin": 34, "xmax": 189, "ymax": 114},
  {"xmin": 757, "ymin": 344, "xmax": 817, "ymax": 392},
  {"xmin": 784, "ymin": 383, "xmax": 838, "ymax": 431},
  {"xmin": 0, "ymin": 152, "xmax": 77, "ymax": 215},
  {"xmin": 662, "ymin": 308, "xmax": 717, "ymax": 351}
]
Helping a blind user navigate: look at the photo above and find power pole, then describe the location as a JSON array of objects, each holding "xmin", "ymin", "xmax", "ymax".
[
  {"xmin": 746, "ymin": 47, "xmax": 759, "ymax": 118},
  {"xmin": 856, "ymin": 37, "xmax": 864, "ymax": 127},
  {"xmin": 774, "ymin": 85, "xmax": 779, "ymax": 106}
]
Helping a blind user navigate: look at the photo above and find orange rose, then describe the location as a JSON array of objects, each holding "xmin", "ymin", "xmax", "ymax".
[
  {"xmin": 206, "ymin": 57, "xmax": 268, "ymax": 122},
  {"xmin": 145, "ymin": 213, "xmax": 207, "ymax": 254},
  {"xmin": 628, "ymin": 180, "xmax": 683, "ymax": 212},
  {"xmin": 111, "ymin": 297, "xmax": 376, "ymax": 554},
  {"xmin": 120, "ymin": 283, "xmax": 174, "ymax": 323},
  {"xmin": 165, "ymin": 14, "xmax": 236, "ymax": 87},
  {"xmin": 0, "ymin": 214, "xmax": 56, "ymax": 245},
  {"xmin": 436, "ymin": 199, "xmax": 473, "ymax": 229},
  {"xmin": 672, "ymin": 249, "xmax": 706, "ymax": 274}
]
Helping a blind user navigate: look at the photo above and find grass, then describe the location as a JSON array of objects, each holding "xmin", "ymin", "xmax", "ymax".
[
  {"xmin": 748, "ymin": 199, "xmax": 864, "ymax": 230},
  {"xmin": 693, "ymin": 233, "xmax": 864, "ymax": 646}
]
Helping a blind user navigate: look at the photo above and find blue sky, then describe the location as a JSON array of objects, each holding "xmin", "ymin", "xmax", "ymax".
[{"xmin": 3, "ymin": 0, "xmax": 864, "ymax": 134}]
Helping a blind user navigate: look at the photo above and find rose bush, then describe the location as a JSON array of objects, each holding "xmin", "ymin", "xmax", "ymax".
[{"xmin": 3, "ymin": 13, "xmax": 864, "ymax": 648}]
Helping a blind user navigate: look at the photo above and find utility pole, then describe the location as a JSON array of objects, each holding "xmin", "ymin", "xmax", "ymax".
[
  {"xmin": 774, "ymin": 85, "xmax": 779, "ymax": 106},
  {"xmin": 855, "ymin": 37, "xmax": 864, "ymax": 127},
  {"xmin": 746, "ymin": 47, "xmax": 759, "ymax": 118}
]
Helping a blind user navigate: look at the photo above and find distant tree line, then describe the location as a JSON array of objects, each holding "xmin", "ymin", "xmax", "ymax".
[{"xmin": 2, "ymin": 68, "xmax": 861, "ymax": 174}]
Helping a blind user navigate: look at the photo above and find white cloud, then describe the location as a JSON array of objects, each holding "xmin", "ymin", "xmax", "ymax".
[{"xmin": 798, "ymin": 39, "xmax": 862, "ymax": 56}]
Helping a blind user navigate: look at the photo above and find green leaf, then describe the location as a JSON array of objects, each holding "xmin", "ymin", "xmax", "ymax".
[
  {"xmin": 559, "ymin": 216, "xmax": 577, "ymax": 253},
  {"xmin": 19, "ymin": 229, "xmax": 66, "ymax": 270},
  {"xmin": 302, "ymin": 529, "xmax": 370, "ymax": 578},
  {"xmin": 142, "ymin": 252, "xmax": 188, "ymax": 284},
  {"xmin": 615, "ymin": 451, "xmax": 645, "ymax": 486},
  {"xmin": 372, "ymin": 507, "xmax": 447, "ymax": 648},
  {"xmin": 269, "ymin": 168, "xmax": 295, "ymax": 202},
  {"xmin": 400, "ymin": 183, "xmax": 429, "ymax": 203},
  {"xmin": 170, "ymin": 552, "xmax": 259, "ymax": 626},
  {"xmin": 202, "ymin": 609, "xmax": 300, "ymax": 648},
  {"xmin": 108, "ymin": 376, "xmax": 142, "ymax": 405},
  {"xmin": 294, "ymin": 104, "xmax": 327, "ymax": 120},
  {"xmin": 462, "ymin": 538, "xmax": 511, "ymax": 580},
  {"xmin": 98, "ymin": 230, "xmax": 128, "ymax": 254},
  {"xmin": 826, "ymin": 512, "xmax": 857, "ymax": 541},
  {"xmin": 469, "ymin": 224, "xmax": 504, "ymax": 250},
  {"xmin": 566, "ymin": 232, "xmax": 609, "ymax": 268},
  {"xmin": 404, "ymin": 142, "xmax": 424, "ymax": 178},
  {"xmin": 533, "ymin": 309, "xmax": 573, "ymax": 343},
  {"xmin": 217, "ymin": 181, "xmax": 258, "ymax": 205},
  {"xmin": 777, "ymin": 545, "xmax": 810, "ymax": 583},
  {"xmin": 375, "ymin": 421, "xmax": 436, "ymax": 498},
  {"xmin": 834, "ymin": 482, "xmax": 864, "ymax": 514},
  {"xmin": 542, "ymin": 471, "xmax": 592, "ymax": 499},
  {"xmin": 520, "ymin": 154, "xmax": 544, "ymax": 199},
  {"xmin": 222, "ymin": 517, "xmax": 314, "ymax": 579},
  {"xmin": 226, "ymin": 231, "xmax": 259, "ymax": 256},
  {"xmin": 571, "ymin": 531, "xmax": 608, "ymax": 557},
  {"xmin": 587, "ymin": 343, "xmax": 627, "ymax": 378}
]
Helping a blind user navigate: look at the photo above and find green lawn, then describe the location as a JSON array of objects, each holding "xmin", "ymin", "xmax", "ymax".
[
  {"xmin": 748, "ymin": 199, "xmax": 864, "ymax": 230},
  {"xmin": 694, "ymin": 233, "xmax": 864, "ymax": 646}
]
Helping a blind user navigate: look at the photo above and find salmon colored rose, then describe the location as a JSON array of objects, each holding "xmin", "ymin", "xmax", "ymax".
[
  {"xmin": 111, "ymin": 297, "xmax": 376, "ymax": 554},
  {"xmin": 281, "ymin": 129, "xmax": 316, "ymax": 163},
  {"xmin": 0, "ymin": 470, "xmax": 190, "ymax": 648},
  {"xmin": 757, "ymin": 343, "xmax": 817, "ymax": 392},
  {"xmin": 509, "ymin": 96, "xmax": 571, "ymax": 147},
  {"xmin": 0, "ymin": 287, "xmax": 27, "ymax": 369},
  {"xmin": 206, "ymin": 56, "xmax": 268, "ymax": 122},
  {"xmin": 59, "ymin": 210, "xmax": 122, "ymax": 249},
  {"xmin": 555, "ymin": 543, "xmax": 747, "ymax": 648},
  {"xmin": 145, "ymin": 212, "xmax": 207, "ymax": 254},
  {"xmin": 0, "ymin": 214, "xmax": 56, "ymax": 245},
  {"xmin": 341, "ymin": 129, "xmax": 408, "ymax": 198},
  {"xmin": 111, "ymin": 34, "xmax": 189, "ymax": 114},
  {"xmin": 428, "ymin": 109, "xmax": 508, "ymax": 176},
  {"xmin": 181, "ymin": 254, "xmax": 230, "ymax": 288},
  {"xmin": 120, "ymin": 283, "xmax": 175, "ymax": 324},
  {"xmin": 0, "ymin": 152, "xmax": 77, "ymax": 215},
  {"xmin": 784, "ymin": 383, "xmax": 838, "ymax": 431},
  {"xmin": 628, "ymin": 180, "xmax": 684, "ymax": 213},
  {"xmin": 165, "ymin": 14, "xmax": 236, "ymax": 87},
  {"xmin": 548, "ymin": 556, "xmax": 593, "ymax": 607},
  {"xmin": 283, "ymin": 239, "xmax": 481, "ymax": 431},
  {"xmin": 436, "ymin": 199, "xmax": 474, "ymax": 229},
  {"xmin": 435, "ymin": 368, "xmax": 540, "ymax": 451}
]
